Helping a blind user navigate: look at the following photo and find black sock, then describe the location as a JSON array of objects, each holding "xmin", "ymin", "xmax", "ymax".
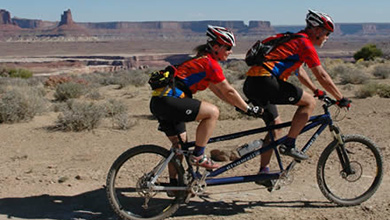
[
  {"xmin": 285, "ymin": 137, "xmax": 296, "ymax": 148},
  {"xmin": 193, "ymin": 145, "xmax": 205, "ymax": 156},
  {"xmin": 170, "ymin": 178, "xmax": 178, "ymax": 186}
]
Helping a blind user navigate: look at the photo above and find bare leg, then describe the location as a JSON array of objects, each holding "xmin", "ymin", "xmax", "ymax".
[
  {"xmin": 167, "ymin": 132, "xmax": 187, "ymax": 179},
  {"xmin": 287, "ymin": 91, "xmax": 316, "ymax": 138},
  {"xmin": 194, "ymin": 101, "xmax": 219, "ymax": 147},
  {"xmin": 260, "ymin": 117, "xmax": 283, "ymax": 168}
]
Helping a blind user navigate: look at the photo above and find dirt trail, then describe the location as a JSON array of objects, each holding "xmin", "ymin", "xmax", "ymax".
[{"xmin": 0, "ymin": 81, "xmax": 389, "ymax": 220}]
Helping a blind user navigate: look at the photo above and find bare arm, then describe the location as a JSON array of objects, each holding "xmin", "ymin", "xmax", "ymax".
[
  {"xmin": 310, "ymin": 65, "xmax": 343, "ymax": 100},
  {"xmin": 297, "ymin": 66, "xmax": 317, "ymax": 92},
  {"xmin": 208, "ymin": 80, "xmax": 249, "ymax": 112}
]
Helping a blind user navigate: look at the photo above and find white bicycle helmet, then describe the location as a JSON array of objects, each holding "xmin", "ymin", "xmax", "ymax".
[
  {"xmin": 206, "ymin": 25, "xmax": 236, "ymax": 47},
  {"xmin": 306, "ymin": 9, "xmax": 335, "ymax": 32}
]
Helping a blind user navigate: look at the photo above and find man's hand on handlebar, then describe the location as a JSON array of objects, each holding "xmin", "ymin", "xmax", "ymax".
[
  {"xmin": 336, "ymin": 97, "xmax": 352, "ymax": 110},
  {"xmin": 314, "ymin": 89, "xmax": 326, "ymax": 100}
]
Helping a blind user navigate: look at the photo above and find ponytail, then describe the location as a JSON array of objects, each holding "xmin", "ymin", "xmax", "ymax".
[{"xmin": 193, "ymin": 40, "xmax": 219, "ymax": 57}]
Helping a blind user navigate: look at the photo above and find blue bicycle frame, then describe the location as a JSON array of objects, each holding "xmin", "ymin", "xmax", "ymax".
[{"xmin": 182, "ymin": 107, "xmax": 334, "ymax": 187}]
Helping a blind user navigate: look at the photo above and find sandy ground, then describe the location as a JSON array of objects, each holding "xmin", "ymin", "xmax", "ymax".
[{"xmin": 0, "ymin": 78, "xmax": 389, "ymax": 220}]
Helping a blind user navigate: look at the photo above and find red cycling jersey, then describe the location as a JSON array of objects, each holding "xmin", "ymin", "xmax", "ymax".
[
  {"xmin": 246, "ymin": 31, "xmax": 320, "ymax": 81},
  {"xmin": 176, "ymin": 53, "xmax": 225, "ymax": 94},
  {"xmin": 152, "ymin": 53, "xmax": 225, "ymax": 98}
]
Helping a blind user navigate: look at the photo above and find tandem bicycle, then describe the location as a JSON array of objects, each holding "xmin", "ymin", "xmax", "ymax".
[{"xmin": 106, "ymin": 96, "xmax": 383, "ymax": 219}]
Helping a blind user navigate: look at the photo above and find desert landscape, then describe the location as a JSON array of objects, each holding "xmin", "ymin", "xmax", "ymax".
[{"xmin": 0, "ymin": 8, "xmax": 389, "ymax": 220}]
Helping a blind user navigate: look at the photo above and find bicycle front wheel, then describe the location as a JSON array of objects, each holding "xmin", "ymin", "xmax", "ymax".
[
  {"xmin": 106, "ymin": 145, "xmax": 186, "ymax": 220},
  {"xmin": 317, "ymin": 134, "xmax": 383, "ymax": 206}
]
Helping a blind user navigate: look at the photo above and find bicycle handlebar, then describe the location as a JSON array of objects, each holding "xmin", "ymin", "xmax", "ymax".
[{"xmin": 322, "ymin": 95, "xmax": 337, "ymax": 107}]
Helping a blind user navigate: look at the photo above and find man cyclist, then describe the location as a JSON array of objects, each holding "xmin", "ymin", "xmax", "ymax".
[{"xmin": 243, "ymin": 9, "xmax": 351, "ymax": 185}]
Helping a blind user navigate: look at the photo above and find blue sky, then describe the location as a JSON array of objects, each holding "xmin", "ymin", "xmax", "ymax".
[{"xmin": 2, "ymin": 0, "xmax": 390, "ymax": 25}]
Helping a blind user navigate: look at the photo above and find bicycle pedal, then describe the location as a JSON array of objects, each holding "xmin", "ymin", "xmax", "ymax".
[
  {"xmin": 267, "ymin": 185, "xmax": 281, "ymax": 192},
  {"xmin": 279, "ymin": 145, "xmax": 287, "ymax": 153}
]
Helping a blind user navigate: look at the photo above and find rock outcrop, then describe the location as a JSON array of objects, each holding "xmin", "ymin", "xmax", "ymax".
[
  {"xmin": 2, "ymin": 8, "xmax": 390, "ymax": 40},
  {"xmin": 0, "ymin": 9, "xmax": 13, "ymax": 25},
  {"xmin": 0, "ymin": 9, "xmax": 20, "ymax": 40},
  {"xmin": 50, "ymin": 9, "xmax": 89, "ymax": 37},
  {"xmin": 59, "ymin": 9, "xmax": 74, "ymax": 26}
]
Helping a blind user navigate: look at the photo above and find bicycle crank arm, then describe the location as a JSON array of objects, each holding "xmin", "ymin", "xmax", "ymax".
[{"xmin": 151, "ymin": 185, "xmax": 188, "ymax": 191}]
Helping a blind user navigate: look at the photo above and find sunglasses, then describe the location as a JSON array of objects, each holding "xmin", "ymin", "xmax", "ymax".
[
  {"xmin": 322, "ymin": 29, "xmax": 331, "ymax": 36},
  {"xmin": 224, "ymin": 45, "xmax": 232, "ymax": 51}
]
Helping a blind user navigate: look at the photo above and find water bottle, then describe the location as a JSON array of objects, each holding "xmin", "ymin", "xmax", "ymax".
[{"xmin": 237, "ymin": 139, "xmax": 263, "ymax": 157}]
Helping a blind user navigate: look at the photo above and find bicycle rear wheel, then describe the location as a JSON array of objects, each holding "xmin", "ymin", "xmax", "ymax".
[
  {"xmin": 317, "ymin": 134, "xmax": 383, "ymax": 206},
  {"xmin": 106, "ymin": 145, "xmax": 186, "ymax": 220}
]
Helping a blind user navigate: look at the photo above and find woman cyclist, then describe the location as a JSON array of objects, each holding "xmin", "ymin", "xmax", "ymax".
[
  {"xmin": 150, "ymin": 25, "xmax": 261, "ymax": 178},
  {"xmin": 243, "ymin": 10, "xmax": 351, "ymax": 186}
]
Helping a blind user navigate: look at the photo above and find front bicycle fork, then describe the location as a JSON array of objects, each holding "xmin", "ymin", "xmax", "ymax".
[{"xmin": 329, "ymin": 124, "xmax": 355, "ymax": 176}]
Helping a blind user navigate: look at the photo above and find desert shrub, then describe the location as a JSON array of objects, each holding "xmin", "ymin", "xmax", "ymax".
[
  {"xmin": 85, "ymin": 89, "xmax": 104, "ymax": 100},
  {"xmin": 117, "ymin": 69, "xmax": 149, "ymax": 89},
  {"xmin": 372, "ymin": 63, "xmax": 390, "ymax": 79},
  {"xmin": 93, "ymin": 70, "xmax": 149, "ymax": 88},
  {"xmin": 78, "ymin": 72, "xmax": 114, "ymax": 86},
  {"xmin": 0, "ymin": 67, "xmax": 33, "ymax": 79},
  {"xmin": 222, "ymin": 60, "xmax": 248, "ymax": 83},
  {"xmin": 55, "ymin": 100, "xmax": 105, "ymax": 131},
  {"xmin": 225, "ymin": 60, "xmax": 249, "ymax": 75},
  {"xmin": 54, "ymin": 82, "xmax": 87, "ymax": 101},
  {"xmin": 377, "ymin": 84, "xmax": 390, "ymax": 98},
  {"xmin": 0, "ymin": 77, "xmax": 46, "ymax": 96},
  {"xmin": 0, "ymin": 87, "xmax": 47, "ymax": 123},
  {"xmin": 103, "ymin": 99, "xmax": 128, "ymax": 117},
  {"xmin": 338, "ymin": 64, "xmax": 369, "ymax": 85},
  {"xmin": 112, "ymin": 112, "xmax": 137, "ymax": 130},
  {"xmin": 353, "ymin": 44, "xmax": 383, "ymax": 61},
  {"xmin": 355, "ymin": 83, "xmax": 380, "ymax": 98},
  {"xmin": 8, "ymin": 68, "xmax": 33, "ymax": 79},
  {"xmin": 355, "ymin": 83, "xmax": 390, "ymax": 98},
  {"xmin": 223, "ymin": 69, "xmax": 242, "ymax": 83},
  {"xmin": 44, "ymin": 75, "xmax": 88, "ymax": 88},
  {"xmin": 324, "ymin": 59, "xmax": 346, "ymax": 78}
]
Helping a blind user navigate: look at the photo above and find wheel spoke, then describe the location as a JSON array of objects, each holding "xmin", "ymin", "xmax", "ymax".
[
  {"xmin": 317, "ymin": 135, "xmax": 383, "ymax": 206},
  {"xmin": 106, "ymin": 145, "xmax": 186, "ymax": 219}
]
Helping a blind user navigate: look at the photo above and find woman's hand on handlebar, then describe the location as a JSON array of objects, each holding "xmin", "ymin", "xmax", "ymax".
[{"xmin": 235, "ymin": 104, "xmax": 263, "ymax": 117}]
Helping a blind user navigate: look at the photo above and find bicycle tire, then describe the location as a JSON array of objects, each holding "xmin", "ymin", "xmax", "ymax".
[
  {"xmin": 316, "ymin": 134, "xmax": 383, "ymax": 206},
  {"xmin": 106, "ymin": 145, "xmax": 186, "ymax": 220}
]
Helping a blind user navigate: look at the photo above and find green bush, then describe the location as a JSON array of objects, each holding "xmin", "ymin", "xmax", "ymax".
[
  {"xmin": 9, "ymin": 68, "xmax": 33, "ymax": 79},
  {"xmin": 56, "ymin": 100, "xmax": 105, "ymax": 131},
  {"xmin": 0, "ymin": 68, "xmax": 33, "ymax": 79},
  {"xmin": 0, "ymin": 87, "xmax": 46, "ymax": 123},
  {"xmin": 353, "ymin": 44, "xmax": 383, "ymax": 61},
  {"xmin": 54, "ymin": 82, "xmax": 87, "ymax": 101}
]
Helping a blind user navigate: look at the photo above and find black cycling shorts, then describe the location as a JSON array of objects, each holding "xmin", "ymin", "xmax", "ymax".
[
  {"xmin": 150, "ymin": 96, "xmax": 201, "ymax": 136},
  {"xmin": 243, "ymin": 76, "xmax": 303, "ymax": 125}
]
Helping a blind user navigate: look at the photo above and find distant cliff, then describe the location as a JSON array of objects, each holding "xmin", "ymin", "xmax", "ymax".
[{"xmin": 2, "ymin": 9, "xmax": 390, "ymax": 40}]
